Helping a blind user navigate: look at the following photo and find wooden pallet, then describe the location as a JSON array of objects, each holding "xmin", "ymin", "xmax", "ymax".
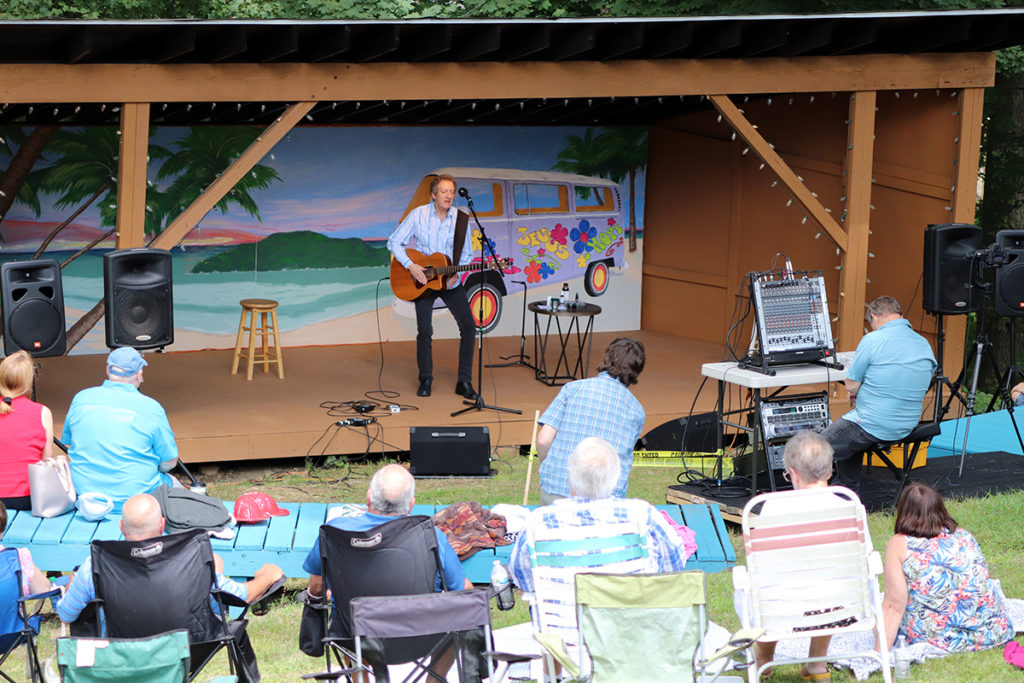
[{"xmin": 3, "ymin": 500, "xmax": 736, "ymax": 583}]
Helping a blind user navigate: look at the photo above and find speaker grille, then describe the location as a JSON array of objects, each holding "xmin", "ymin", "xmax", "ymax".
[{"xmin": 112, "ymin": 286, "xmax": 170, "ymax": 343}]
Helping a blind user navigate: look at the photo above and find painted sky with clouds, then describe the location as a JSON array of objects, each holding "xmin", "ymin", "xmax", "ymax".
[{"xmin": 12, "ymin": 125, "xmax": 646, "ymax": 245}]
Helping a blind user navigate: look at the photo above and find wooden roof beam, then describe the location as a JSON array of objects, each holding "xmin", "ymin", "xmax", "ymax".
[
  {"xmin": 709, "ymin": 94, "xmax": 847, "ymax": 251},
  {"xmin": 0, "ymin": 53, "xmax": 993, "ymax": 104},
  {"xmin": 150, "ymin": 101, "xmax": 313, "ymax": 251}
]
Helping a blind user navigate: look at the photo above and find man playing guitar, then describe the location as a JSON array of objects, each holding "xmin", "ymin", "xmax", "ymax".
[{"xmin": 387, "ymin": 173, "xmax": 478, "ymax": 400}]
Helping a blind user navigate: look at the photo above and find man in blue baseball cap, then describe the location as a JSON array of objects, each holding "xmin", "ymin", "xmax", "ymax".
[{"xmin": 63, "ymin": 347, "xmax": 181, "ymax": 512}]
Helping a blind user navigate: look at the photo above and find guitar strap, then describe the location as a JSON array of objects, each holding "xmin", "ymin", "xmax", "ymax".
[{"xmin": 452, "ymin": 210, "xmax": 469, "ymax": 266}]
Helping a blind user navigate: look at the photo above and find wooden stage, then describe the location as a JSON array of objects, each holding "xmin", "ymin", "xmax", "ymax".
[{"xmin": 34, "ymin": 330, "xmax": 760, "ymax": 465}]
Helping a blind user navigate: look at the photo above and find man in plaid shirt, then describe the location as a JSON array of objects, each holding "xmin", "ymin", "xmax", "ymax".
[
  {"xmin": 536, "ymin": 337, "xmax": 646, "ymax": 505},
  {"xmin": 508, "ymin": 437, "xmax": 689, "ymax": 592}
]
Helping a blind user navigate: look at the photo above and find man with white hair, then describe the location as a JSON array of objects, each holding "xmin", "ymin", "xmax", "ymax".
[
  {"xmin": 63, "ymin": 347, "xmax": 180, "ymax": 512},
  {"xmin": 507, "ymin": 437, "xmax": 690, "ymax": 592},
  {"xmin": 303, "ymin": 463, "xmax": 471, "ymax": 602}
]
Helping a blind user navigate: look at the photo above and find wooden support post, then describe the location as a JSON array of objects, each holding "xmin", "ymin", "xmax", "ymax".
[
  {"xmin": 710, "ymin": 94, "xmax": 848, "ymax": 251},
  {"xmin": 150, "ymin": 101, "xmax": 314, "ymax": 250},
  {"xmin": 837, "ymin": 91, "xmax": 877, "ymax": 352},
  {"xmin": 115, "ymin": 102, "xmax": 150, "ymax": 249},
  {"xmin": 943, "ymin": 88, "xmax": 986, "ymax": 374}
]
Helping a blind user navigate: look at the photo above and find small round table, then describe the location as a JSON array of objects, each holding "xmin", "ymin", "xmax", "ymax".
[{"xmin": 527, "ymin": 301, "xmax": 602, "ymax": 386}]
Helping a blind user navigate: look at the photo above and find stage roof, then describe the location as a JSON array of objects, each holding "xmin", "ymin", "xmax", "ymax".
[{"xmin": 0, "ymin": 10, "xmax": 1021, "ymax": 126}]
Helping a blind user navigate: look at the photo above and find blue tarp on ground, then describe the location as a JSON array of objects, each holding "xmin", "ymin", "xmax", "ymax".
[{"xmin": 929, "ymin": 410, "xmax": 1024, "ymax": 457}]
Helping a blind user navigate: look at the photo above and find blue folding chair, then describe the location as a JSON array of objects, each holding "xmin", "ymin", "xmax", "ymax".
[{"xmin": 0, "ymin": 548, "xmax": 61, "ymax": 683}]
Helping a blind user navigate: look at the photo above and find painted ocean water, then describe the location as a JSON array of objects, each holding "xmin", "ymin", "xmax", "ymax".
[{"xmin": 2, "ymin": 248, "xmax": 391, "ymax": 336}]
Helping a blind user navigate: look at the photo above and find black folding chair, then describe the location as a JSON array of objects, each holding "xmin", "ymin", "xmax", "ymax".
[
  {"xmin": 0, "ymin": 548, "xmax": 61, "ymax": 683},
  {"xmin": 301, "ymin": 515, "xmax": 459, "ymax": 683},
  {"xmin": 351, "ymin": 589, "xmax": 496, "ymax": 683},
  {"xmin": 74, "ymin": 529, "xmax": 276, "ymax": 683}
]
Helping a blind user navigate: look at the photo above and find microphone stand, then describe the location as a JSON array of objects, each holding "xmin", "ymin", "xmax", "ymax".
[{"xmin": 452, "ymin": 189, "xmax": 522, "ymax": 418}]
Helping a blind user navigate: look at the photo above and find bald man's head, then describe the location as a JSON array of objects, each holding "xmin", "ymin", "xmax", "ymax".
[
  {"xmin": 120, "ymin": 493, "xmax": 165, "ymax": 540},
  {"xmin": 367, "ymin": 464, "xmax": 415, "ymax": 516}
]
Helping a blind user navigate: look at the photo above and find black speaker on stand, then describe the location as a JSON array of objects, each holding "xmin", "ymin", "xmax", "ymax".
[
  {"xmin": 104, "ymin": 248, "xmax": 174, "ymax": 349},
  {"xmin": 923, "ymin": 223, "xmax": 982, "ymax": 315},
  {"xmin": 994, "ymin": 230, "xmax": 1024, "ymax": 316},
  {"xmin": 1, "ymin": 259, "xmax": 66, "ymax": 357}
]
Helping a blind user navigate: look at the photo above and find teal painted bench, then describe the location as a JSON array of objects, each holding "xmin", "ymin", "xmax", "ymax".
[{"xmin": 2, "ymin": 501, "xmax": 736, "ymax": 583}]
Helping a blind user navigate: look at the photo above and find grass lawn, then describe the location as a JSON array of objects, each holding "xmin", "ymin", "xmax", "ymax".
[{"xmin": 14, "ymin": 449, "xmax": 1024, "ymax": 681}]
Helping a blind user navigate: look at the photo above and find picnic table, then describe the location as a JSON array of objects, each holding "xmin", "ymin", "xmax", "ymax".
[{"xmin": 2, "ymin": 501, "xmax": 736, "ymax": 583}]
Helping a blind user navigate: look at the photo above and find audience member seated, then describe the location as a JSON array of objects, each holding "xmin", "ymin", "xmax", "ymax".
[
  {"xmin": 56, "ymin": 493, "xmax": 283, "ymax": 626},
  {"xmin": 0, "ymin": 501, "xmax": 51, "ymax": 598},
  {"xmin": 880, "ymin": 482, "xmax": 1012, "ymax": 653},
  {"xmin": 63, "ymin": 347, "xmax": 180, "ymax": 512},
  {"xmin": 0, "ymin": 351, "xmax": 54, "ymax": 511},
  {"xmin": 302, "ymin": 464, "xmax": 472, "ymax": 680},
  {"xmin": 742, "ymin": 430, "xmax": 853, "ymax": 681},
  {"xmin": 304, "ymin": 464, "xmax": 471, "ymax": 602},
  {"xmin": 507, "ymin": 436, "xmax": 689, "ymax": 593}
]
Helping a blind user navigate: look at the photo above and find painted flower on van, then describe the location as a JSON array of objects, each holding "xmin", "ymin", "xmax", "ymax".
[
  {"xmin": 550, "ymin": 223, "xmax": 569, "ymax": 246},
  {"xmin": 539, "ymin": 262, "xmax": 555, "ymax": 279},
  {"xmin": 571, "ymin": 220, "xmax": 596, "ymax": 254},
  {"xmin": 471, "ymin": 229, "xmax": 496, "ymax": 254},
  {"xmin": 524, "ymin": 260, "xmax": 543, "ymax": 283},
  {"xmin": 577, "ymin": 253, "xmax": 590, "ymax": 268}
]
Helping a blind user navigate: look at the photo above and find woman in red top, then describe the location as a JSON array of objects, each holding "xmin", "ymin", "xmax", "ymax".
[{"xmin": 0, "ymin": 351, "xmax": 54, "ymax": 511}]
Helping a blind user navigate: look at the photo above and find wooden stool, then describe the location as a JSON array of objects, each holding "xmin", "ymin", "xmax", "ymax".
[{"xmin": 231, "ymin": 299, "xmax": 284, "ymax": 380}]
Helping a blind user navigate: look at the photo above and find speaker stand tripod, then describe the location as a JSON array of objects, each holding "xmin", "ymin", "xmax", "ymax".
[{"xmin": 943, "ymin": 308, "xmax": 1024, "ymax": 476}]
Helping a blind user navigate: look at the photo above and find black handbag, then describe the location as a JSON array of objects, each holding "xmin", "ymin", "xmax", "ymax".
[{"xmin": 298, "ymin": 590, "xmax": 327, "ymax": 657}]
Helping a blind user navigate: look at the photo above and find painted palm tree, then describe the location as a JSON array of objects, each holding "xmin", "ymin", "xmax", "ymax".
[
  {"xmin": 0, "ymin": 125, "xmax": 55, "ymax": 236},
  {"xmin": 64, "ymin": 127, "xmax": 282, "ymax": 352},
  {"xmin": 155, "ymin": 127, "xmax": 281, "ymax": 230},
  {"xmin": 552, "ymin": 126, "xmax": 647, "ymax": 251},
  {"xmin": 32, "ymin": 127, "xmax": 172, "ymax": 258},
  {"xmin": 595, "ymin": 126, "xmax": 647, "ymax": 250},
  {"xmin": 551, "ymin": 127, "xmax": 608, "ymax": 181}
]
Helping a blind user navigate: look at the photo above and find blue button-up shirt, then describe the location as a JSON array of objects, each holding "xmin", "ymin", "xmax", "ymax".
[
  {"xmin": 844, "ymin": 318, "xmax": 936, "ymax": 441},
  {"xmin": 538, "ymin": 372, "xmax": 645, "ymax": 498},
  {"xmin": 387, "ymin": 202, "xmax": 473, "ymax": 289}
]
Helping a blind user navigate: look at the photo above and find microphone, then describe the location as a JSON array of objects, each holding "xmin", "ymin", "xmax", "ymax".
[{"xmin": 458, "ymin": 187, "xmax": 470, "ymax": 199}]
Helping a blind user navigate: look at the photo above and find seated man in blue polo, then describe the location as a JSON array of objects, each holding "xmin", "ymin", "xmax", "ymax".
[
  {"xmin": 303, "ymin": 463, "xmax": 471, "ymax": 599},
  {"xmin": 821, "ymin": 296, "xmax": 936, "ymax": 492},
  {"xmin": 63, "ymin": 347, "xmax": 180, "ymax": 512}
]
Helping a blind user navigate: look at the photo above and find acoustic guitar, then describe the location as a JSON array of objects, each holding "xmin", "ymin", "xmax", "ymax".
[{"xmin": 390, "ymin": 248, "xmax": 511, "ymax": 301}]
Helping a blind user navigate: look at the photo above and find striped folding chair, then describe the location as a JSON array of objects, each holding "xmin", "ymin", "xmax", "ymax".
[{"xmin": 733, "ymin": 487, "xmax": 892, "ymax": 683}]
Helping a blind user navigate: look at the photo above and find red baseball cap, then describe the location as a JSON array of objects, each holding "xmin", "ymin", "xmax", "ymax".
[{"xmin": 234, "ymin": 491, "xmax": 290, "ymax": 523}]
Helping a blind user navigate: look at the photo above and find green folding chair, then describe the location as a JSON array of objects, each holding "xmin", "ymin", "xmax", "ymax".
[
  {"xmin": 536, "ymin": 571, "xmax": 759, "ymax": 683},
  {"xmin": 57, "ymin": 630, "xmax": 237, "ymax": 683}
]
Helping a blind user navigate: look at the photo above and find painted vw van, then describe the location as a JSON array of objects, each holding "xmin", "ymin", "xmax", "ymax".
[{"xmin": 400, "ymin": 167, "xmax": 627, "ymax": 332}]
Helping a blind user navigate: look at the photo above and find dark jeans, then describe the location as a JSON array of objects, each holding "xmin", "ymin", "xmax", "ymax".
[
  {"xmin": 820, "ymin": 417, "xmax": 889, "ymax": 492},
  {"xmin": 0, "ymin": 495, "xmax": 31, "ymax": 511},
  {"xmin": 414, "ymin": 284, "xmax": 475, "ymax": 384}
]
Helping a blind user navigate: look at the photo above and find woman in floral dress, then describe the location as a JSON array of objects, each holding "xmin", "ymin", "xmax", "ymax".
[{"xmin": 880, "ymin": 482, "xmax": 1012, "ymax": 652}]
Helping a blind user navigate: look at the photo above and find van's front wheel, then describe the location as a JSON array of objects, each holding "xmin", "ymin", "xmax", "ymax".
[
  {"xmin": 466, "ymin": 280, "xmax": 503, "ymax": 333},
  {"xmin": 584, "ymin": 260, "xmax": 611, "ymax": 297}
]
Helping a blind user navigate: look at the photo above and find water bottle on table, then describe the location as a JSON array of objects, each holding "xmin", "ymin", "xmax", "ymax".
[{"xmin": 490, "ymin": 560, "xmax": 515, "ymax": 611}]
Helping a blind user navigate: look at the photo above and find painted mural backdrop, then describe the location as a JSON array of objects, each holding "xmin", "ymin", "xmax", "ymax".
[{"xmin": 0, "ymin": 125, "xmax": 646, "ymax": 354}]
